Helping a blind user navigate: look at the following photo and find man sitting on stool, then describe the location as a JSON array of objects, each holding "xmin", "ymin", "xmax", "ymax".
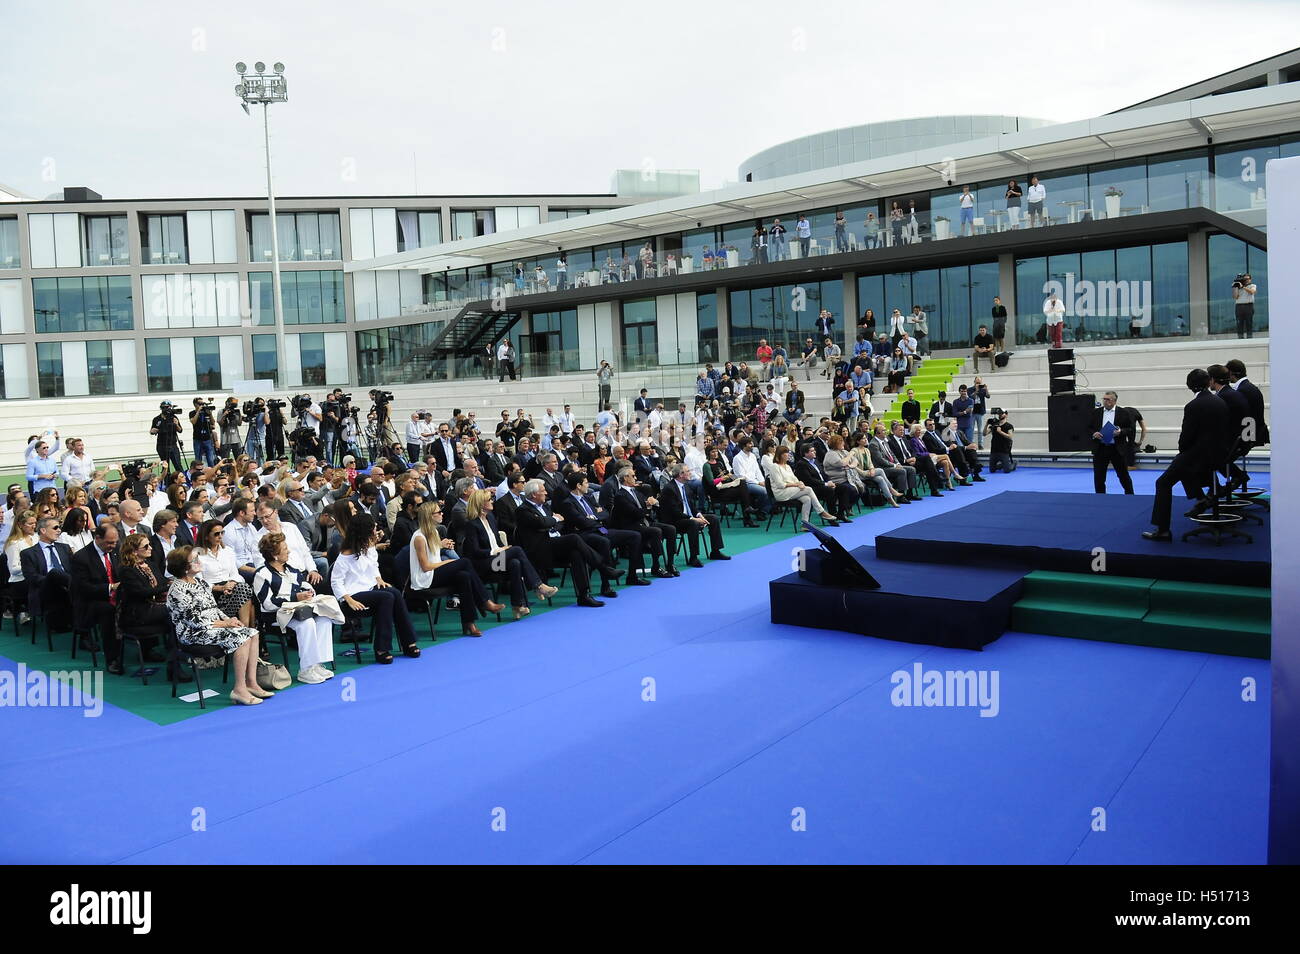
[
  {"xmin": 1142, "ymin": 369, "xmax": 1228, "ymax": 541},
  {"xmin": 1089, "ymin": 390, "xmax": 1137, "ymax": 494}
]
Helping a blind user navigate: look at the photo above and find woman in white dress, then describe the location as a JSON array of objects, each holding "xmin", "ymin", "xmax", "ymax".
[{"xmin": 766, "ymin": 446, "xmax": 838, "ymax": 525}]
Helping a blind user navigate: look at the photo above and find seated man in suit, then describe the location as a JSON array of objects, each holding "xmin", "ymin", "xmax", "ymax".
[
  {"xmin": 1225, "ymin": 358, "xmax": 1268, "ymax": 487},
  {"xmin": 557, "ymin": 471, "xmax": 645, "ymax": 585},
  {"xmin": 868, "ymin": 424, "xmax": 916, "ymax": 500},
  {"xmin": 935, "ymin": 419, "xmax": 984, "ymax": 482},
  {"xmin": 514, "ymin": 480, "xmax": 614, "ymax": 606},
  {"xmin": 21, "ymin": 517, "xmax": 74, "ymax": 632},
  {"xmin": 1143, "ymin": 369, "xmax": 1229, "ymax": 540},
  {"xmin": 535, "ymin": 452, "xmax": 568, "ymax": 502},
  {"xmin": 609, "ymin": 465, "xmax": 676, "ymax": 578},
  {"xmin": 71, "ymin": 522, "xmax": 122, "ymax": 674},
  {"xmin": 889, "ymin": 420, "xmax": 942, "ymax": 497},
  {"xmin": 494, "ymin": 473, "xmax": 528, "ymax": 540},
  {"xmin": 1088, "ymin": 390, "xmax": 1137, "ymax": 494},
  {"xmin": 793, "ymin": 443, "xmax": 858, "ymax": 521},
  {"xmin": 657, "ymin": 463, "xmax": 729, "ymax": 567},
  {"xmin": 1207, "ymin": 364, "xmax": 1251, "ymax": 495}
]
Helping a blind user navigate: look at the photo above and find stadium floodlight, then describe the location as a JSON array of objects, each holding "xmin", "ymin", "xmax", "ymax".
[{"xmin": 234, "ymin": 61, "xmax": 290, "ymax": 390}]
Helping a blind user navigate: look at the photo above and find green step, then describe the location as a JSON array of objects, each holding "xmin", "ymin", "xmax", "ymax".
[
  {"xmin": 1019, "ymin": 571, "xmax": 1153, "ymax": 610},
  {"xmin": 1137, "ymin": 612, "xmax": 1270, "ymax": 659},
  {"xmin": 1148, "ymin": 580, "xmax": 1270, "ymax": 626},
  {"xmin": 1012, "ymin": 602, "xmax": 1148, "ymax": 646}
]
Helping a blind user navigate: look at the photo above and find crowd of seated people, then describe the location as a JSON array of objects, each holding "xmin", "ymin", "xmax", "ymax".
[{"xmin": 0, "ymin": 358, "xmax": 1017, "ymax": 706}]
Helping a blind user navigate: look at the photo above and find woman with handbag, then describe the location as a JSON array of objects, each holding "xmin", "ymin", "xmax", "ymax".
[
  {"xmin": 167, "ymin": 545, "xmax": 266, "ymax": 705},
  {"xmin": 254, "ymin": 533, "xmax": 336, "ymax": 683},
  {"xmin": 331, "ymin": 513, "xmax": 420, "ymax": 665},
  {"xmin": 410, "ymin": 501, "xmax": 503, "ymax": 637},
  {"xmin": 460, "ymin": 489, "xmax": 555, "ymax": 620},
  {"xmin": 701, "ymin": 446, "xmax": 759, "ymax": 527}
]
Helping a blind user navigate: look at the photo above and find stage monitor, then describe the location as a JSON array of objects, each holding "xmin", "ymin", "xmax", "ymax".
[{"xmin": 801, "ymin": 522, "xmax": 881, "ymax": 589}]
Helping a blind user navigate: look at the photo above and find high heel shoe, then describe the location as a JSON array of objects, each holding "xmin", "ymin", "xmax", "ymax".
[
  {"xmin": 230, "ymin": 691, "xmax": 262, "ymax": 706},
  {"xmin": 402, "ymin": 643, "xmax": 422, "ymax": 658},
  {"xmin": 375, "ymin": 650, "xmax": 394, "ymax": 664},
  {"xmin": 535, "ymin": 584, "xmax": 558, "ymax": 600},
  {"xmin": 513, "ymin": 605, "xmax": 531, "ymax": 620},
  {"xmin": 247, "ymin": 686, "xmax": 275, "ymax": 699},
  {"xmin": 462, "ymin": 623, "xmax": 483, "ymax": 637},
  {"xmin": 483, "ymin": 600, "xmax": 505, "ymax": 614}
]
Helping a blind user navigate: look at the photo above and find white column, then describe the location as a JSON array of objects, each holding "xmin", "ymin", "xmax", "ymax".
[
  {"xmin": 577, "ymin": 303, "xmax": 597, "ymax": 369},
  {"xmin": 656, "ymin": 293, "xmax": 679, "ymax": 366},
  {"xmin": 285, "ymin": 333, "xmax": 304, "ymax": 387}
]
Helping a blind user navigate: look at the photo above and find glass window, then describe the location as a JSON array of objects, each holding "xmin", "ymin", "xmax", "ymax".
[
  {"xmin": 194, "ymin": 336, "xmax": 222, "ymax": 390},
  {"xmin": 86, "ymin": 341, "xmax": 114, "ymax": 395},
  {"xmin": 249, "ymin": 212, "xmax": 340, "ymax": 261},
  {"xmin": 299, "ymin": 332, "xmax": 326, "ymax": 386},
  {"xmin": 451, "ymin": 211, "xmax": 476, "ymax": 242},
  {"xmin": 1014, "ymin": 256, "xmax": 1047, "ymax": 346},
  {"xmin": 250, "ymin": 270, "xmax": 344, "ymax": 325},
  {"xmin": 296, "ymin": 213, "xmax": 321, "ymax": 260},
  {"xmin": 57, "ymin": 277, "xmax": 86, "ymax": 332},
  {"xmin": 145, "ymin": 339, "xmax": 173, "ymax": 392},
  {"xmin": 144, "ymin": 214, "xmax": 186, "ymax": 264},
  {"xmin": 37, "ymin": 342, "xmax": 64, "ymax": 398},
  {"xmin": 697, "ymin": 293, "xmax": 718, "ymax": 364},
  {"xmin": 1214, "ymin": 139, "xmax": 1278, "ymax": 213},
  {"xmin": 356, "ymin": 321, "xmax": 448, "ymax": 386},
  {"xmin": 1207, "ymin": 233, "xmax": 1267, "ymax": 335},
  {"xmin": 0, "ymin": 218, "xmax": 19, "ymax": 268},
  {"xmin": 1114, "ymin": 245, "xmax": 1152, "ymax": 341},
  {"xmin": 1030, "ymin": 167, "xmax": 1087, "ymax": 224},
  {"xmin": 1151, "ymin": 241, "xmax": 1189, "ymax": 338},
  {"xmin": 252, "ymin": 334, "xmax": 278, "ymax": 387},
  {"xmin": 34, "ymin": 276, "xmax": 134, "ymax": 333},
  {"xmin": 417, "ymin": 212, "xmax": 442, "ymax": 248},
  {"xmin": 1147, "ymin": 149, "xmax": 1210, "ymax": 212},
  {"xmin": 621, "ymin": 298, "xmax": 657, "ymax": 370},
  {"xmin": 108, "ymin": 275, "xmax": 133, "ymax": 330},
  {"xmin": 1088, "ymin": 160, "xmax": 1148, "ymax": 219},
  {"xmin": 83, "ymin": 214, "xmax": 130, "ymax": 266}
]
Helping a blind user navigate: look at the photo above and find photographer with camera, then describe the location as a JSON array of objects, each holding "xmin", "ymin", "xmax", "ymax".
[
  {"xmin": 243, "ymin": 397, "xmax": 270, "ymax": 462},
  {"xmin": 266, "ymin": 398, "xmax": 289, "ymax": 461},
  {"xmin": 150, "ymin": 402, "xmax": 185, "ymax": 474},
  {"xmin": 1231, "ymin": 273, "xmax": 1257, "ymax": 339},
  {"xmin": 218, "ymin": 397, "xmax": 243, "ymax": 459},
  {"xmin": 189, "ymin": 398, "xmax": 218, "ymax": 466}
]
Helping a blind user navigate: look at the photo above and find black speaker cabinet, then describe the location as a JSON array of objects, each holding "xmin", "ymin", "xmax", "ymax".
[
  {"xmin": 1048, "ymin": 392, "xmax": 1096, "ymax": 452},
  {"xmin": 1048, "ymin": 347, "xmax": 1076, "ymax": 395}
]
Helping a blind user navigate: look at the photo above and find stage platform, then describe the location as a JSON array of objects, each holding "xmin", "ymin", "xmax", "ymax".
[
  {"xmin": 770, "ymin": 546, "xmax": 1024, "ymax": 650},
  {"xmin": 874, "ymin": 491, "xmax": 1270, "ymax": 588}
]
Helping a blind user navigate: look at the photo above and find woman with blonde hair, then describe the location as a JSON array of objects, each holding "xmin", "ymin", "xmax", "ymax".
[
  {"xmin": 3, "ymin": 510, "xmax": 37, "ymax": 623},
  {"xmin": 827, "ymin": 433, "xmax": 903, "ymax": 508},
  {"xmin": 766, "ymin": 446, "xmax": 838, "ymax": 526},
  {"xmin": 409, "ymin": 501, "xmax": 503, "ymax": 636},
  {"xmin": 460, "ymin": 489, "xmax": 555, "ymax": 619}
]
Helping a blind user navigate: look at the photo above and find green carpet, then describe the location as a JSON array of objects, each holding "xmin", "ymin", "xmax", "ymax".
[
  {"xmin": 1010, "ymin": 570, "xmax": 1271, "ymax": 659},
  {"xmin": 0, "ymin": 510, "xmax": 880, "ymax": 726}
]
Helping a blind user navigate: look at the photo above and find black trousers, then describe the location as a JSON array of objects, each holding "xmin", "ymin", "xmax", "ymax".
[
  {"xmin": 585, "ymin": 527, "xmax": 642, "ymax": 572},
  {"xmin": 425, "ymin": 559, "xmax": 492, "ymax": 626},
  {"xmin": 498, "ymin": 360, "xmax": 517, "ymax": 382},
  {"xmin": 913, "ymin": 456, "xmax": 944, "ymax": 494},
  {"xmin": 350, "ymin": 588, "xmax": 416, "ymax": 654},
  {"xmin": 812, "ymin": 482, "xmax": 860, "ymax": 517},
  {"xmin": 473, "ymin": 546, "xmax": 541, "ymax": 606},
  {"xmin": 670, "ymin": 513, "xmax": 725, "ymax": 559},
  {"xmin": 157, "ymin": 443, "xmax": 182, "ymax": 473},
  {"xmin": 83, "ymin": 602, "xmax": 118, "ymax": 665},
  {"xmin": 1150, "ymin": 453, "xmax": 1207, "ymax": 531},
  {"xmin": 265, "ymin": 426, "xmax": 284, "ymax": 461},
  {"xmin": 1093, "ymin": 444, "xmax": 1134, "ymax": 494},
  {"xmin": 1235, "ymin": 303, "xmax": 1254, "ymax": 339}
]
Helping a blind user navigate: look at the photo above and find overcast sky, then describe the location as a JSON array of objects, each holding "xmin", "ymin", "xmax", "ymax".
[{"xmin": 2, "ymin": 0, "xmax": 1297, "ymax": 200}]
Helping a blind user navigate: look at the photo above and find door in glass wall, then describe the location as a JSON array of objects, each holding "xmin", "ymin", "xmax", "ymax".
[
  {"xmin": 300, "ymin": 333, "xmax": 327, "ymax": 386},
  {"xmin": 1207, "ymin": 233, "xmax": 1268, "ymax": 335},
  {"xmin": 528, "ymin": 331, "xmax": 562, "ymax": 378},
  {"xmin": 1147, "ymin": 150, "xmax": 1209, "ymax": 212},
  {"xmin": 86, "ymin": 341, "xmax": 114, "ymax": 395},
  {"xmin": 37, "ymin": 343, "xmax": 64, "ymax": 398},
  {"xmin": 195, "ymin": 337, "xmax": 222, "ymax": 390}
]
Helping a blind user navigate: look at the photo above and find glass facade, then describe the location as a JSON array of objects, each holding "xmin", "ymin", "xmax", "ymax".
[
  {"xmin": 250, "ymin": 270, "xmax": 345, "ymax": 325},
  {"xmin": 33, "ymin": 275, "xmax": 134, "ymax": 332},
  {"xmin": 524, "ymin": 309, "xmax": 579, "ymax": 376},
  {"xmin": 857, "ymin": 263, "xmax": 999, "ymax": 350},
  {"xmin": 1207, "ymin": 233, "xmax": 1269, "ymax": 335},
  {"xmin": 1212, "ymin": 136, "xmax": 1300, "ymax": 214},
  {"xmin": 728, "ymin": 280, "xmax": 843, "ymax": 356},
  {"xmin": 1014, "ymin": 241, "xmax": 1189, "ymax": 343},
  {"xmin": 621, "ymin": 298, "xmax": 658, "ymax": 370},
  {"xmin": 249, "ymin": 212, "xmax": 342, "ymax": 262},
  {"xmin": 37, "ymin": 341, "xmax": 64, "ymax": 397},
  {"xmin": 82, "ymin": 214, "xmax": 130, "ymax": 266},
  {"xmin": 0, "ymin": 218, "xmax": 18, "ymax": 268},
  {"xmin": 143, "ymin": 214, "xmax": 187, "ymax": 264},
  {"xmin": 356, "ymin": 320, "xmax": 449, "ymax": 386},
  {"xmin": 251, "ymin": 334, "xmax": 279, "ymax": 386},
  {"xmin": 697, "ymin": 292, "xmax": 718, "ymax": 363}
]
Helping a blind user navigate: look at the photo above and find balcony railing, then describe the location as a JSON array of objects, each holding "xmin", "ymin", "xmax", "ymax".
[
  {"xmin": 142, "ymin": 246, "xmax": 187, "ymax": 266},
  {"xmin": 83, "ymin": 247, "xmax": 131, "ymax": 267},
  {"xmin": 250, "ymin": 245, "xmax": 340, "ymax": 263}
]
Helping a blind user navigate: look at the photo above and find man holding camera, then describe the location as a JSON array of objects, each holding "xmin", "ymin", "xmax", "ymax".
[
  {"xmin": 150, "ymin": 403, "xmax": 184, "ymax": 474},
  {"xmin": 265, "ymin": 398, "xmax": 289, "ymax": 461},
  {"xmin": 189, "ymin": 399, "xmax": 217, "ymax": 466},
  {"xmin": 219, "ymin": 397, "xmax": 243, "ymax": 459},
  {"xmin": 320, "ymin": 388, "xmax": 344, "ymax": 465},
  {"xmin": 1231, "ymin": 273, "xmax": 1257, "ymax": 339},
  {"xmin": 244, "ymin": 398, "xmax": 270, "ymax": 462}
]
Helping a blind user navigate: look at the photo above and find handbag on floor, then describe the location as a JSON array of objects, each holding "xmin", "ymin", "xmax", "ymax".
[{"xmin": 256, "ymin": 658, "xmax": 292, "ymax": 691}]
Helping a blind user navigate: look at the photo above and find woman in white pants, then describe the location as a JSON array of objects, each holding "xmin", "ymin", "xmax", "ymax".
[
  {"xmin": 766, "ymin": 445, "xmax": 838, "ymax": 526},
  {"xmin": 253, "ymin": 533, "xmax": 335, "ymax": 684}
]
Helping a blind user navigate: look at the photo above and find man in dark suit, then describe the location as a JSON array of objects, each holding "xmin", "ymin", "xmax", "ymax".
[
  {"xmin": 482, "ymin": 441, "xmax": 511, "ymax": 484},
  {"xmin": 609, "ymin": 466, "xmax": 675, "ymax": 577},
  {"xmin": 21, "ymin": 517, "xmax": 74, "ymax": 628},
  {"xmin": 657, "ymin": 463, "xmax": 729, "ymax": 566},
  {"xmin": 494, "ymin": 473, "xmax": 528, "ymax": 541},
  {"xmin": 634, "ymin": 389, "xmax": 653, "ymax": 422},
  {"xmin": 1208, "ymin": 364, "xmax": 1251, "ymax": 493},
  {"xmin": 889, "ymin": 420, "xmax": 941, "ymax": 497},
  {"xmin": 430, "ymin": 422, "xmax": 461, "ymax": 478},
  {"xmin": 868, "ymin": 424, "xmax": 916, "ymax": 499},
  {"xmin": 515, "ymin": 481, "xmax": 612, "ymax": 606},
  {"xmin": 794, "ymin": 444, "xmax": 858, "ymax": 520},
  {"xmin": 1088, "ymin": 391, "xmax": 1137, "ymax": 494},
  {"xmin": 71, "ymin": 522, "xmax": 122, "ymax": 674},
  {"xmin": 1143, "ymin": 369, "xmax": 1230, "ymax": 540},
  {"xmin": 278, "ymin": 479, "xmax": 318, "ymax": 530},
  {"xmin": 176, "ymin": 502, "xmax": 206, "ymax": 547},
  {"xmin": 900, "ymin": 389, "xmax": 922, "ymax": 425},
  {"xmin": 535, "ymin": 452, "xmax": 568, "ymax": 502},
  {"xmin": 556, "ymin": 471, "xmax": 645, "ymax": 584},
  {"xmin": 927, "ymin": 391, "xmax": 954, "ymax": 425},
  {"xmin": 1225, "ymin": 358, "xmax": 1268, "ymax": 487}
]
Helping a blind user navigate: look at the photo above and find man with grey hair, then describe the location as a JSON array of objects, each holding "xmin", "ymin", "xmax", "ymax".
[
  {"xmin": 1088, "ymin": 390, "xmax": 1137, "ymax": 494},
  {"xmin": 20, "ymin": 515, "xmax": 74, "ymax": 627},
  {"xmin": 658, "ymin": 462, "xmax": 728, "ymax": 566},
  {"xmin": 535, "ymin": 451, "xmax": 566, "ymax": 501},
  {"xmin": 515, "ymin": 478, "xmax": 612, "ymax": 606}
]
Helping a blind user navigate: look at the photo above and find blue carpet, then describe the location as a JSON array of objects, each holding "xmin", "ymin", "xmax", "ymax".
[{"xmin": 0, "ymin": 467, "xmax": 1271, "ymax": 863}]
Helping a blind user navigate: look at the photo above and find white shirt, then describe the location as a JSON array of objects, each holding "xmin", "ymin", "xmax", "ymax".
[
  {"xmin": 959, "ymin": 192, "xmax": 974, "ymax": 209},
  {"xmin": 58, "ymin": 530, "xmax": 93, "ymax": 553},
  {"xmin": 60, "ymin": 453, "xmax": 95, "ymax": 486},
  {"xmin": 1043, "ymin": 297, "xmax": 1066, "ymax": 325},
  {"xmin": 541, "ymin": 413, "xmax": 560, "ymax": 433},
  {"xmin": 405, "ymin": 420, "xmax": 423, "ymax": 444},
  {"xmin": 330, "ymin": 548, "xmax": 380, "ymax": 599},
  {"xmin": 557, "ymin": 412, "xmax": 575, "ymax": 434},
  {"xmin": 197, "ymin": 546, "xmax": 241, "ymax": 585},
  {"xmin": 497, "ymin": 342, "xmax": 511, "ymax": 361},
  {"xmin": 279, "ymin": 521, "xmax": 315, "ymax": 572},
  {"xmin": 1027, "ymin": 183, "xmax": 1046, "ymax": 202},
  {"xmin": 226, "ymin": 519, "xmax": 265, "ymax": 569},
  {"xmin": 304, "ymin": 403, "xmax": 322, "ymax": 433},
  {"xmin": 733, "ymin": 450, "xmax": 764, "ymax": 484}
]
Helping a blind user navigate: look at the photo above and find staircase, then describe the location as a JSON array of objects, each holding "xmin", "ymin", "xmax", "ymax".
[{"xmin": 880, "ymin": 357, "xmax": 965, "ymax": 423}]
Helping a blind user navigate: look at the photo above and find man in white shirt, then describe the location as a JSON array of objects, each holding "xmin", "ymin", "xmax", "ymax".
[
  {"xmin": 557, "ymin": 405, "xmax": 576, "ymax": 435},
  {"xmin": 225, "ymin": 498, "xmax": 265, "ymax": 582},
  {"xmin": 1043, "ymin": 291, "xmax": 1066, "ymax": 349},
  {"xmin": 898, "ymin": 333, "xmax": 919, "ymax": 374},
  {"xmin": 405, "ymin": 413, "xmax": 424, "ymax": 464},
  {"xmin": 303, "ymin": 399, "xmax": 323, "ymax": 434},
  {"xmin": 60, "ymin": 438, "xmax": 95, "ymax": 487},
  {"xmin": 1026, "ymin": 176, "xmax": 1046, "ymax": 227},
  {"xmin": 541, "ymin": 408, "xmax": 561, "ymax": 434},
  {"xmin": 730, "ymin": 437, "xmax": 772, "ymax": 514}
]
